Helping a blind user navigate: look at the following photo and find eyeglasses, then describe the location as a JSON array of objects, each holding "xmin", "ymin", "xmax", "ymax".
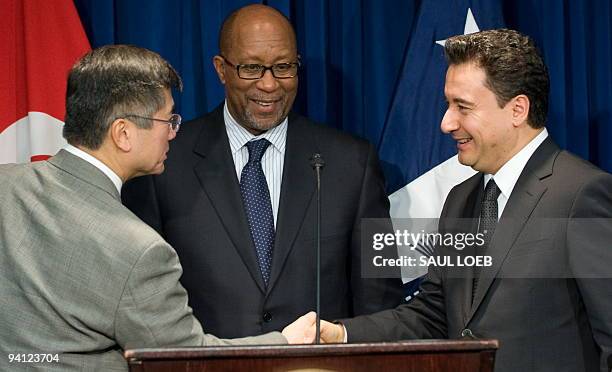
[
  {"xmin": 124, "ymin": 114, "xmax": 182, "ymax": 132},
  {"xmin": 220, "ymin": 55, "xmax": 300, "ymax": 80}
]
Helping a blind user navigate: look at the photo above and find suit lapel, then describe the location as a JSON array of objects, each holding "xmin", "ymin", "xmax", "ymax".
[
  {"xmin": 467, "ymin": 138, "xmax": 559, "ymax": 321},
  {"xmin": 192, "ymin": 108, "xmax": 267, "ymax": 293},
  {"xmin": 267, "ymin": 115, "xmax": 316, "ymax": 290},
  {"xmin": 442, "ymin": 173, "xmax": 483, "ymax": 324}
]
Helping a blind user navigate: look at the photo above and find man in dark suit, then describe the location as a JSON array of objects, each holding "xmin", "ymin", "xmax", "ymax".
[
  {"xmin": 122, "ymin": 4, "xmax": 403, "ymax": 338},
  {"xmin": 316, "ymin": 29, "xmax": 612, "ymax": 372}
]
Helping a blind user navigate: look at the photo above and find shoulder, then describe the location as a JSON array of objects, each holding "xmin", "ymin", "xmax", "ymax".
[
  {"xmin": 553, "ymin": 151, "xmax": 612, "ymax": 216},
  {"xmin": 180, "ymin": 108, "xmax": 222, "ymax": 136},
  {"xmin": 156, "ymin": 107, "xmax": 226, "ymax": 177},
  {"xmin": 289, "ymin": 112, "xmax": 373, "ymax": 156},
  {"xmin": 540, "ymin": 149, "xmax": 612, "ymax": 203},
  {"xmin": 553, "ymin": 150, "xmax": 610, "ymax": 181},
  {"xmin": 0, "ymin": 163, "xmax": 26, "ymax": 188},
  {"xmin": 448, "ymin": 172, "xmax": 481, "ymax": 199},
  {"xmin": 0, "ymin": 161, "xmax": 62, "ymax": 201}
]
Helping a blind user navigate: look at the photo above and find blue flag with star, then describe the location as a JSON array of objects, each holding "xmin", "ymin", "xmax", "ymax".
[{"xmin": 378, "ymin": 0, "xmax": 505, "ymax": 297}]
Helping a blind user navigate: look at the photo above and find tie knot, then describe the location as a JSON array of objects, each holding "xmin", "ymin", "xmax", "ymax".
[
  {"xmin": 246, "ymin": 139, "xmax": 271, "ymax": 163},
  {"xmin": 484, "ymin": 179, "xmax": 501, "ymax": 203}
]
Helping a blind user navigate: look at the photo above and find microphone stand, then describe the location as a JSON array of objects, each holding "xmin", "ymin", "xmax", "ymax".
[{"xmin": 310, "ymin": 153, "xmax": 325, "ymax": 344}]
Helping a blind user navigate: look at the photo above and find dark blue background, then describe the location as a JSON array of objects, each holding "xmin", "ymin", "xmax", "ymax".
[{"xmin": 73, "ymin": 0, "xmax": 612, "ymax": 188}]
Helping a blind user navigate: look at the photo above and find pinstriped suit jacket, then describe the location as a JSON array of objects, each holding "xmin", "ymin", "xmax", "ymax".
[{"xmin": 0, "ymin": 150, "xmax": 285, "ymax": 372}]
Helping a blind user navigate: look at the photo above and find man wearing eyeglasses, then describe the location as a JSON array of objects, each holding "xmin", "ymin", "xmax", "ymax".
[
  {"xmin": 123, "ymin": 4, "xmax": 404, "ymax": 338},
  {"xmin": 0, "ymin": 45, "xmax": 315, "ymax": 371}
]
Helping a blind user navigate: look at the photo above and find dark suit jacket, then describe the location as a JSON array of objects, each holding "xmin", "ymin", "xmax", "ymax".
[
  {"xmin": 343, "ymin": 138, "xmax": 612, "ymax": 372},
  {"xmin": 123, "ymin": 106, "xmax": 404, "ymax": 338}
]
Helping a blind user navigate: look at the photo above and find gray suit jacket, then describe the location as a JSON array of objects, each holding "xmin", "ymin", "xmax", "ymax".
[
  {"xmin": 343, "ymin": 138, "xmax": 612, "ymax": 372},
  {"xmin": 0, "ymin": 150, "xmax": 285, "ymax": 372}
]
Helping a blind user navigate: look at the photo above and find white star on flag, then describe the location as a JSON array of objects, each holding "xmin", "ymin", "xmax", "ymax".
[{"xmin": 435, "ymin": 8, "xmax": 481, "ymax": 47}]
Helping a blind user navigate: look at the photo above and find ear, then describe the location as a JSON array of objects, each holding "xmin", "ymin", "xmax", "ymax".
[
  {"xmin": 109, "ymin": 118, "xmax": 132, "ymax": 152},
  {"xmin": 510, "ymin": 94, "xmax": 530, "ymax": 127},
  {"xmin": 213, "ymin": 55, "xmax": 227, "ymax": 84}
]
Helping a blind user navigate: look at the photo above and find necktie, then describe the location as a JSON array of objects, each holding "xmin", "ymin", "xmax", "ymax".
[
  {"xmin": 472, "ymin": 179, "xmax": 501, "ymax": 300},
  {"xmin": 240, "ymin": 139, "xmax": 275, "ymax": 286}
]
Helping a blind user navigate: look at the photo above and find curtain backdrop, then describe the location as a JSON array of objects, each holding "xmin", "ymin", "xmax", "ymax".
[{"xmin": 73, "ymin": 0, "xmax": 612, "ymax": 185}]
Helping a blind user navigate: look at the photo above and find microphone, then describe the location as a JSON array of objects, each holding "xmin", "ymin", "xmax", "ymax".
[
  {"xmin": 310, "ymin": 153, "xmax": 324, "ymax": 344},
  {"xmin": 310, "ymin": 153, "xmax": 325, "ymax": 170}
]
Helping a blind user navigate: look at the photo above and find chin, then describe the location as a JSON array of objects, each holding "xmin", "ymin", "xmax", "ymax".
[
  {"xmin": 457, "ymin": 154, "xmax": 471, "ymax": 166},
  {"xmin": 256, "ymin": 121, "xmax": 281, "ymax": 131},
  {"xmin": 149, "ymin": 164, "xmax": 165, "ymax": 175},
  {"xmin": 246, "ymin": 113, "xmax": 284, "ymax": 131}
]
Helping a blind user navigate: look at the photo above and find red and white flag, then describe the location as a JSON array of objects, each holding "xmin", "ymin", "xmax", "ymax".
[{"xmin": 1, "ymin": 0, "xmax": 90, "ymax": 164}]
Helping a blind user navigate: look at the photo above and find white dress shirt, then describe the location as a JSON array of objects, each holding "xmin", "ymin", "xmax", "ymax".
[
  {"xmin": 224, "ymin": 101, "xmax": 287, "ymax": 227},
  {"xmin": 64, "ymin": 144, "xmax": 123, "ymax": 195},
  {"xmin": 484, "ymin": 128, "xmax": 549, "ymax": 219}
]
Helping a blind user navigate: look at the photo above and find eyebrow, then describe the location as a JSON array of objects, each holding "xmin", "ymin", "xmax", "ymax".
[{"xmin": 451, "ymin": 97, "xmax": 474, "ymax": 107}]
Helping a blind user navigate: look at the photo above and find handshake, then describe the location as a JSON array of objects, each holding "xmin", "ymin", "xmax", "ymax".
[{"xmin": 280, "ymin": 312, "xmax": 346, "ymax": 344}]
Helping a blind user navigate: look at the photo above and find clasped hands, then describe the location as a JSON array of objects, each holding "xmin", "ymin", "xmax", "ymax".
[{"xmin": 281, "ymin": 312, "xmax": 346, "ymax": 344}]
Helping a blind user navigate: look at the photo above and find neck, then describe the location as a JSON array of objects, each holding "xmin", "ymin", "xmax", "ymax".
[
  {"xmin": 75, "ymin": 145, "xmax": 130, "ymax": 182},
  {"xmin": 489, "ymin": 127, "xmax": 544, "ymax": 175}
]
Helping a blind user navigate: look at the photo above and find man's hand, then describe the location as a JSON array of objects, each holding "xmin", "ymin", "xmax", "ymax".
[
  {"xmin": 319, "ymin": 320, "xmax": 346, "ymax": 343},
  {"xmin": 282, "ymin": 312, "xmax": 347, "ymax": 344},
  {"xmin": 282, "ymin": 312, "xmax": 317, "ymax": 344}
]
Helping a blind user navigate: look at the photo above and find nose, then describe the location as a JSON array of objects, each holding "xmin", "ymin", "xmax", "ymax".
[
  {"xmin": 255, "ymin": 69, "xmax": 280, "ymax": 92},
  {"xmin": 440, "ymin": 109, "xmax": 459, "ymax": 134}
]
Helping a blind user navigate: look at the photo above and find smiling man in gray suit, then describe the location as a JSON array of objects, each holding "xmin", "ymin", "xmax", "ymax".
[
  {"xmin": 0, "ymin": 45, "xmax": 313, "ymax": 371},
  {"xmin": 314, "ymin": 29, "xmax": 612, "ymax": 372}
]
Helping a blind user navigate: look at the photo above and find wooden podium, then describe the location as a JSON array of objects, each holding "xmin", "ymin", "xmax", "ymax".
[{"xmin": 125, "ymin": 339, "xmax": 498, "ymax": 372}]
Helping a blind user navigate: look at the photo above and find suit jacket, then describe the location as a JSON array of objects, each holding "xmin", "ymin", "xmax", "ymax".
[
  {"xmin": 0, "ymin": 150, "xmax": 285, "ymax": 372},
  {"xmin": 343, "ymin": 138, "xmax": 612, "ymax": 372},
  {"xmin": 122, "ymin": 105, "xmax": 404, "ymax": 338}
]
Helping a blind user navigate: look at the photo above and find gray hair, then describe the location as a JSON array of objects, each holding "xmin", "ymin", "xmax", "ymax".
[{"xmin": 63, "ymin": 45, "xmax": 182, "ymax": 149}]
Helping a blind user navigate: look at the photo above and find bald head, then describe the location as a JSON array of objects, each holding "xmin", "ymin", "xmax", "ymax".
[
  {"xmin": 213, "ymin": 4, "xmax": 299, "ymax": 134},
  {"xmin": 219, "ymin": 4, "xmax": 297, "ymax": 57}
]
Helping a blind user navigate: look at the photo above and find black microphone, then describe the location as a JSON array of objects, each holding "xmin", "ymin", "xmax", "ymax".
[{"xmin": 310, "ymin": 153, "xmax": 324, "ymax": 344}]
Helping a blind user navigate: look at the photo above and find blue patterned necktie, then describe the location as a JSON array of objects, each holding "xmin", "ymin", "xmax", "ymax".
[
  {"xmin": 240, "ymin": 139, "xmax": 275, "ymax": 286},
  {"xmin": 472, "ymin": 179, "xmax": 501, "ymax": 300}
]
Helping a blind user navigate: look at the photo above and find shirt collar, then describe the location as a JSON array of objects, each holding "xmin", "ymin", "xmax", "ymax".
[
  {"xmin": 223, "ymin": 101, "xmax": 287, "ymax": 155},
  {"xmin": 64, "ymin": 144, "xmax": 123, "ymax": 195},
  {"xmin": 484, "ymin": 128, "xmax": 549, "ymax": 198}
]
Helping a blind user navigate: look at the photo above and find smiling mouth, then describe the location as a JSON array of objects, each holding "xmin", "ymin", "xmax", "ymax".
[
  {"xmin": 457, "ymin": 138, "xmax": 473, "ymax": 145},
  {"xmin": 250, "ymin": 98, "xmax": 281, "ymax": 107}
]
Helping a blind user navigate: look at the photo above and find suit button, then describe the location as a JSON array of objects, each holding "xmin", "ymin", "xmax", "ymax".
[
  {"xmin": 461, "ymin": 328, "xmax": 474, "ymax": 338},
  {"xmin": 263, "ymin": 312, "xmax": 272, "ymax": 323}
]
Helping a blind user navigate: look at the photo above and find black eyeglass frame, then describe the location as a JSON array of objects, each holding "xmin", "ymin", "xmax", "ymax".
[
  {"xmin": 123, "ymin": 114, "xmax": 182, "ymax": 132},
  {"xmin": 219, "ymin": 55, "xmax": 301, "ymax": 80}
]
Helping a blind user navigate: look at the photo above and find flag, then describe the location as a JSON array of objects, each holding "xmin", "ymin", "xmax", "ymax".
[
  {"xmin": 0, "ymin": 0, "xmax": 90, "ymax": 164},
  {"xmin": 377, "ymin": 0, "xmax": 505, "ymax": 292}
]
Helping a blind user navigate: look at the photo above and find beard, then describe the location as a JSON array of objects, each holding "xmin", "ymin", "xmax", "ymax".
[{"xmin": 242, "ymin": 107, "xmax": 286, "ymax": 132}]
